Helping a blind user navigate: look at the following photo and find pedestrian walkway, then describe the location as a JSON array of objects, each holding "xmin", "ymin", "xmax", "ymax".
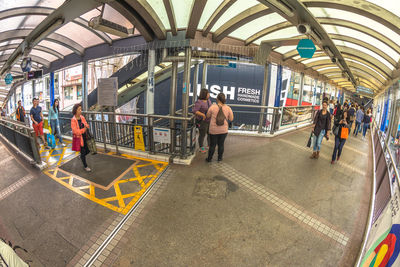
[{"xmin": 0, "ymin": 127, "xmax": 371, "ymax": 266}]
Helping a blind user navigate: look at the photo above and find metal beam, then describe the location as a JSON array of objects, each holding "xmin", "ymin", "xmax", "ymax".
[
  {"xmin": 318, "ymin": 17, "xmax": 400, "ymax": 56},
  {"xmin": 187, "ymin": 0, "xmax": 208, "ymax": 39},
  {"xmin": 0, "ymin": 7, "xmax": 112, "ymax": 45},
  {"xmin": 245, "ymin": 21, "xmax": 292, "ymax": 45},
  {"xmin": 0, "ymin": 54, "xmax": 50, "ymax": 67},
  {"xmin": 124, "ymin": 0, "xmax": 166, "ymax": 40},
  {"xmin": 213, "ymin": 4, "xmax": 273, "ymax": 43},
  {"xmin": 0, "ymin": 0, "xmax": 105, "ymax": 76},
  {"xmin": 0, "ymin": 43, "xmax": 63, "ymax": 60},
  {"xmin": 283, "ymin": 46, "xmax": 391, "ymax": 80},
  {"xmin": 258, "ymin": 0, "xmax": 357, "ymax": 86},
  {"xmin": 303, "ymin": 0, "xmax": 400, "ymax": 38},
  {"xmin": 329, "ymin": 33, "xmax": 396, "ymax": 68},
  {"xmin": 109, "ymin": 0, "xmax": 154, "ymax": 41},
  {"xmin": 163, "ymin": 0, "xmax": 177, "ymax": 35},
  {"xmin": 202, "ymin": 0, "xmax": 237, "ymax": 37}
]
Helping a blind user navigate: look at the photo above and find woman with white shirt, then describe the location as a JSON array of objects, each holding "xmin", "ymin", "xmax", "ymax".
[{"xmin": 205, "ymin": 93, "xmax": 234, "ymax": 162}]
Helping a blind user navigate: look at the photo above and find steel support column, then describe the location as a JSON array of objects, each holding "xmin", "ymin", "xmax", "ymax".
[
  {"xmin": 181, "ymin": 47, "xmax": 191, "ymax": 158},
  {"xmin": 258, "ymin": 63, "xmax": 269, "ymax": 133},
  {"xmin": 387, "ymin": 85, "xmax": 398, "ymax": 143},
  {"xmin": 146, "ymin": 49, "xmax": 156, "ymax": 116},
  {"xmin": 192, "ymin": 63, "xmax": 199, "ymax": 102},
  {"xmin": 169, "ymin": 61, "xmax": 178, "ymax": 154},
  {"xmin": 32, "ymin": 80, "xmax": 36, "ymax": 99},
  {"xmin": 49, "ymin": 72, "xmax": 55, "ymax": 107},
  {"xmin": 21, "ymin": 83, "xmax": 24, "ymax": 107},
  {"xmin": 82, "ymin": 61, "xmax": 88, "ymax": 111},
  {"xmin": 298, "ymin": 73, "xmax": 304, "ymax": 106},
  {"xmin": 201, "ymin": 61, "xmax": 207, "ymax": 89}
]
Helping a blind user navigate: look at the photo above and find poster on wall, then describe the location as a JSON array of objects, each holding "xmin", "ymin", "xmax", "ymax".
[
  {"xmin": 361, "ymin": 185, "xmax": 400, "ymax": 266},
  {"xmin": 281, "ymin": 106, "xmax": 313, "ymax": 126}
]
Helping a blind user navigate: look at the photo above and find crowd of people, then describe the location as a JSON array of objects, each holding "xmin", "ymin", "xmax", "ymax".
[{"xmin": 311, "ymin": 99, "xmax": 372, "ymax": 164}]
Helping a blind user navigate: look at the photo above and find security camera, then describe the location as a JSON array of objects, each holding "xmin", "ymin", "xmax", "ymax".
[
  {"xmin": 331, "ymin": 57, "xmax": 336, "ymax": 63},
  {"xmin": 297, "ymin": 24, "xmax": 311, "ymax": 35}
]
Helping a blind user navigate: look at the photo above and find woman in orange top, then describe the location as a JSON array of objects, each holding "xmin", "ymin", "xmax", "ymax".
[{"xmin": 71, "ymin": 104, "xmax": 91, "ymax": 172}]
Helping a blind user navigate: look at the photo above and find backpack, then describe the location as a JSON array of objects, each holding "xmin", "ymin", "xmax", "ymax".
[{"xmin": 216, "ymin": 106, "xmax": 226, "ymax": 126}]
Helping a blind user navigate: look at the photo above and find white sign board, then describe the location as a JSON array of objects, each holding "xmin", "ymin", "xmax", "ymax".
[
  {"xmin": 153, "ymin": 127, "xmax": 171, "ymax": 144},
  {"xmin": 98, "ymin": 77, "xmax": 118, "ymax": 107}
]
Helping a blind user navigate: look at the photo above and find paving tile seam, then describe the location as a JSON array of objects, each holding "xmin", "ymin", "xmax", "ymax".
[
  {"xmin": 0, "ymin": 155, "xmax": 13, "ymax": 165},
  {"xmin": 0, "ymin": 174, "xmax": 36, "ymax": 201},
  {"xmin": 278, "ymin": 139, "xmax": 366, "ymax": 175},
  {"xmin": 211, "ymin": 162, "xmax": 350, "ymax": 248},
  {"xmin": 70, "ymin": 168, "xmax": 174, "ymax": 267}
]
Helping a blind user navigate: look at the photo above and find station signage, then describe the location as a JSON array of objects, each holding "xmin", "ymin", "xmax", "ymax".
[
  {"xmin": 4, "ymin": 73, "xmax": 12, "ymax": 85},
  {"xmin": 297, "ymin": 39, "xmax": 316, "ymax": 58}
]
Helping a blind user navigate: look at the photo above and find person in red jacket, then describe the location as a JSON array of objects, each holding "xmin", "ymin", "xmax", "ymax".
[{"xmin": 71, "ymin": 104, "xmax": 91, "ymax": 171}]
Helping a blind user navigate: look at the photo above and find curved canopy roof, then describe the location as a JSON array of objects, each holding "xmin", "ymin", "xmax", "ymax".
[{"xmin": 1, "ymin": 0, "xmax": 399, "ymax": 106}]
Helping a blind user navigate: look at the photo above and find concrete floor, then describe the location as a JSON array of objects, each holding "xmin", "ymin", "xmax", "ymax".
[
  {"xmin": 114, "ymin": 127, "xmax": 371, "ymax": 267},
  {"xmin": 0, "ymin": 127, "xmax": 372, "ymax": 267}
]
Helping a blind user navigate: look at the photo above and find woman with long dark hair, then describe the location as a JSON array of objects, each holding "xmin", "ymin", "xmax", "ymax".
[
  {"xmin": 71, "ymin": 104, "xmax": 91, "ymax": 171},
  {"xmin": 331, "ymin": 103, "xmax": 349, "ymax": 164},
  {"xmin": 193, "ymin": 88, "xmax": 212, "ymax": 153},
  {"xmin": 48, "ymin": 99, "xmax": 66, "ymax": 146},
  {"xmin": 310, "ymin": 100, "xmax": 331, "ymax": 159}
]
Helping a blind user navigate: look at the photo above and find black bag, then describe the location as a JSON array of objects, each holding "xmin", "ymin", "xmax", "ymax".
[
  {"xmin": 307, "ymin": 133, "xmax": 313, "ymax": 148},
  {"xmin": 332, "ymin": 125, "xmax": 340, "ymax": 136},
  {"xmin": 216, "ymin": 106, "xmax": 226, "ymax": 126},
  {"xmin": 85, "ymin": 128, "xmax": 97, "ymax": 155}
]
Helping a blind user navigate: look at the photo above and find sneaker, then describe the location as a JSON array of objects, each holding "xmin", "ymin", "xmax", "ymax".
[
  {"xmin": 331, "ymin": 160, "xmax": 335, "ymax": 164},
  {"xmin": 337, "ymin": 156, "xmax": 340, "ymax": 161},
  {"xmin": 218, "ymin": 158, "xmax": 223, "ymax": 162},
  {"xmin": 61, "ymin": 143, "xmax": 66, "ymax": 147},
  {"xmin": 205, "ymin": 158, "xmax": 212, "ymax": 163},
  {"xmin": 45, "ymin": 145, "xmax": 51, "ymax": 150},
  {"xmin": 84, "ymin": 167, "xmax": 91, "ymax": 172}
]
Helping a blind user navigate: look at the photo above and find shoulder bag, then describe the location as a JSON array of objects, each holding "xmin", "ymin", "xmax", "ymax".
[{"xmin": 86, "ymin": 128, "xmax": 97, "ymax": 154}]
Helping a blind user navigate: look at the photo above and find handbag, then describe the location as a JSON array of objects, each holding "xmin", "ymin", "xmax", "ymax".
[
  {"xmin": 85, "ymin": 128, "xmax": 97, "ymax": 154},
  {"xmin": 307, "ymin": 133, "xmax": 313, "ymax": 148},
  {"xmin": 340, "ymin": 126, "xmax": 349, "ymax": 139},
  {"xmin": 72, "ymin": 135, "xmax": 81, "ymax": 151},
  {"xmin": 46, "ymin": 133, "xmax": 56, "ymax": 149},
  {"xmin": 332, "ymin": 125, "xmax": 340, "ymax": 136}
]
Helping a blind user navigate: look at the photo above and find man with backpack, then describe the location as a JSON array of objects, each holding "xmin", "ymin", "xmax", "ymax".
[{"xmin": 205, "ymin": 93, "xmax": 234, "ymax": 162}]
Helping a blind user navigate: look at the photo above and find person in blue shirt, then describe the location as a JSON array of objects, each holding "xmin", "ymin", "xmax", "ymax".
[
  {"xmin": 30, "ymin": 98, "xmax": 49, "ymax": 149},
  {"xmin": 48, "ymin": 99, "xmax": 66, "ymax": 147},
  {"xmin": 353, "ymin": 107, "xmax": 364, "ymax": 137}
]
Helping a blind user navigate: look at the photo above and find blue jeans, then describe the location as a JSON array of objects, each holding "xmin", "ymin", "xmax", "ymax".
[
  {"xmin": 354, "ymin": 121, "xmax": 362, "ymax": 136},
  {"xmin": 313, "ymin": 129, "xmax": 325, "ymax": 151},
  {"xmin": 332, "ymin": 136, "xmax": 346, "ymax": 161},
  {"xmin": 50, "ymin": 119, "xmax": 63, "ymax": 143},
  {"xmin": 363, "ymin": 123, "xmax": 370, "ymax": 137}
]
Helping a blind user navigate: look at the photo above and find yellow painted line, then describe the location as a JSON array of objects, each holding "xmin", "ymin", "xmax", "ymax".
[
  {"xmin": 69, "ymin": 177, "xmax": 74, "ymax": 186},
  {"xmin": 90, "ymin": 185, "xmax": 95, "ymax": 196},
  {"xmin": 57, "ymin": 148, "xmax": 66, "ymax": 166},
  {"xmin": 135, "ymin": 163, "xmax": 154, "ymax": 168},
  {"xmin": 114, "ymin": 183, "xmax": 125, "ymax": 208}
]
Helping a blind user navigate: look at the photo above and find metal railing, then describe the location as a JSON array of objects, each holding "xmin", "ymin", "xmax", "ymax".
[
  {"xmin": 228, "ymin": 104, "xmax": 319, "ymax": 134},
  {"xmin": 0, "ymin": 117, "xmax": 41, "ymax": 164},
  {"xmin": 355, "ymin": 120, "xmax": 400, "ymax": 266},
  {"xmin": 52, "ymin": 110, "xmax": 196, "ymax": 158}
]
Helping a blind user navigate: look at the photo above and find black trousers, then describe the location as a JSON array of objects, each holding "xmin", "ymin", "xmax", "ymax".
[
  {"xmin": 332, "ymin": 136, "xmax": 346, "ymax": 161},
  {"xmin": 80, "ymin": 140, "xmax": 90, "ymax": 168},
  {"xmin": 207, "ymin": 133, "xmax": 228, "ymax": 160}
]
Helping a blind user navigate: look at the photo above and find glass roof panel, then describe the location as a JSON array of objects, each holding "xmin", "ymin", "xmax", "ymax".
[
  {"xmin": 334, "ymin": 40, "xmax": 394, "ymax": 69},
  {"xmin": 146, "ymin": 0, "xmax": 170, "ymax": 29},
  {"xmin": 324, "ymin": 26, "xmax": 400, "ymax": 62},
  {"xmin": 254, "ymin": 27, "xmax": 300, "ymax": 45},
  {"xmin": 80, "ymin": 9, "xmax": 101, "ymax": 22},
  {"xmin": 171, "ymin": 0, "xmax": 194, "ymax": 28},
  {"xmin": 310, "ymin": 7, "xmax": 400, "ymax": 44},
  {"xmin": 318, "ymin": 66, "xmax": 339, "ymax": 72},
  {"xmin": 366, "ymin": 0, "xmax": 400, "ymax": 18},
  {"xmin": 211, "ymin": 0, "xmax": 260, "ymax": 32},
  {"xmin": 30, "ymin": 49, "xmax": 58, "ymax": 62},
  {"xmin": 345, "ymin": 58, "xmax": 386, "ymax": 80},
  {"xmin": 55, "ymin": 22, "xmax": 103, "ymax": 47},
  {"xmin": 37, "ymin": 40, "xmax": 73, "ymax": 56},
  {"xmin": 274, "ymin": 46, "xmax": 296, "ymax": 54},
  {"xmin": 0, "ymin": 0, "xmax": 64, "ymax": 11},
  {"xmin": 102, "ymin": 4, "xmax": 133, "ymax": 29},
  {"xmin": 0, "ymin": 17, "xmax": 25, "ymax": 33},
  {"xmin": 229, "ymin": 13, "xmax": 286, "ymax": 40},
  {"xmin": 198, "ymin": 0, "xmax": 224, "ymax": 29},
  {"xmin": 302, "ymin": 56, "xmax": 330, "ymax": 64},
  {"xmin": 22, "ymin": 15, "xmax": 47, "ymax": 28}
]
